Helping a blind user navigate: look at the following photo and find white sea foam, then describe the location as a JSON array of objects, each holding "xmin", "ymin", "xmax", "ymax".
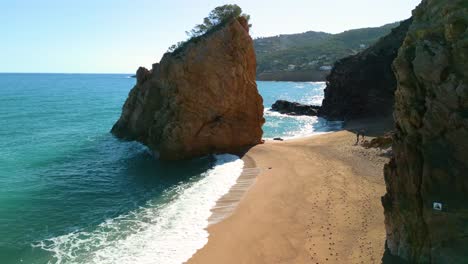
[
  {"xmin": 263, "ymin": 107, "xmax": 313, "ymax": 119},
  {"xmin": 263, "ymin": 108, "xmax": 343, "ymax": 140},
  {"xmin": 34, "ymin": 154, "xmax": 244, "ymax": 264},
  {"xmin": 306, "ymin": 95, "xmax": 325, "ymax": 106},
  {"xmin": 310, "ymin": 81, "xmax": 326, "ymax": 85}
]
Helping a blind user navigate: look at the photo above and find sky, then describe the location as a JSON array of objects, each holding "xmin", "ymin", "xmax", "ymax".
[{"xmin": 0, "ymin": 0, "xmax": 421, "ymax": 74}]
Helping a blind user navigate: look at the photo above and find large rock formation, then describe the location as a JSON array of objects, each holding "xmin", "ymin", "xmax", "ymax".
[
  {"xmin": 112, "ymin": 17, "xmax": 264, "ymax": 160},
  {"xmin": 319, "ymin": 19, "xmax": 412, "ymax": 121},
  {"xmin": 382, "ymin": 0, "xmax": 468, "ymax": 262}
]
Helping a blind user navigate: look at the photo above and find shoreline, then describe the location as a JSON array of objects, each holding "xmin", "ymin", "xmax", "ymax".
[
  {"xmin": 206, "ymin": 131, "xmax": 335, "ymax": 228},
  {"xmin": 187, "ymin": 119, "xmax": 391, "ymax": 263},
  {"xmin": 207, "ymin": 154, "xmax": 260, "ymax": 226}
]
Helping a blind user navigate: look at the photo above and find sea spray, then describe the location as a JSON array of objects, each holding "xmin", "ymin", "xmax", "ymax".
[
  {"xmin": 34, "ymin": 154, "xmax": 244, "ymax": 264},
  {"xmin": 263, "ymin": 108, "xmax": 342, "ymax": 139}
]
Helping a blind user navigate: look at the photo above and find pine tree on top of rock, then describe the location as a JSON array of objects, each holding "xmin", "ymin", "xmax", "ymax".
[{"xmin": 168, "ymin": 4, "xmax": 250, "ymax": 53}]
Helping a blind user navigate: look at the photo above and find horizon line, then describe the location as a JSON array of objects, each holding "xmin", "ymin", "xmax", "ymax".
[{"xmin": 0, "ymin": 72, "xmax": 134, "ymax": 75}]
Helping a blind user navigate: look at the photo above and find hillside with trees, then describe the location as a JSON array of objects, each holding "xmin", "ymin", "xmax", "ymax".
[{"xmin": 254, "ymin": 21, "xmax": 401, "ymax": 81}]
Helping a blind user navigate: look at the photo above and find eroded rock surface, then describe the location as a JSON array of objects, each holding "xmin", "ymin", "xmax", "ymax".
[
  {"xmin": 112, "ymin": 17, "xmax": 264, "ymax": 160},
  {"xmin": 319, "ymin": 19, "xmax": 412, "ymax": 121},
  {"xmin": 382, "ymin": 1, "xmax": 468, "ymax": 262}
]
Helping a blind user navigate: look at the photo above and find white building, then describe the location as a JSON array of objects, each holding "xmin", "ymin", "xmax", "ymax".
[{"xmin": 319, "ymin": 65, "xmax": 333, "ymax": 71}]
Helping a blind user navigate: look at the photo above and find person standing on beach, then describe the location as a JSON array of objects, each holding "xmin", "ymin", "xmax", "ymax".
[{"xmin": 355, "ymin": 129, "xmax": 366, "ymax": 145}]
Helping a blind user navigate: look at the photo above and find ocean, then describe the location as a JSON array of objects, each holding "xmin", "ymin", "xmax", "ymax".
[{"xmin": 0, "ymin": 73, "xmax": 341, "ymax": 264}]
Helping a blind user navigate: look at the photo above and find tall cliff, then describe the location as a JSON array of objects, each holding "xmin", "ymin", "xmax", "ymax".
[
  {"xmin": 319, "ymin": 19, "xmax": 412, "ymax": 121},
  {"xmin": 112, "ymin": 17, "xmax": 264, "ymax": 160},
  {"xmin": 382, "ymin": 0, "xmax": 468, "ymax": 262}
]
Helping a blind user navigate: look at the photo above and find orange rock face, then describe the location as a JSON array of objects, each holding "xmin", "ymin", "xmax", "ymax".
[{"xmin": 112, "ymin": 17, "xmax": 264, "ymax": 160}]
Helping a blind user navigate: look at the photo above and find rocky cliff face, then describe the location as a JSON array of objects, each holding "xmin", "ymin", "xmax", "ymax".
[
  {"xmin": 382, "ymin": 0, "xmax": 468, "ymax": 262},
  {"xmin": 319, "ymin": 19, "xmax": 412, "ymax": 121},
  {"xmin": 112, "ymin": 17, "xmax": 264, "ymax": 160}
]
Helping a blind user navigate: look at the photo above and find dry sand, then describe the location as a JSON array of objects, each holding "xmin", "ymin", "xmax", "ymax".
[{"xmin": 187, "ymin": 122, "xmax": 392, "ymax": 264}]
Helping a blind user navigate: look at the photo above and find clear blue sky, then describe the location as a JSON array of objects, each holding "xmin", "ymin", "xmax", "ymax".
[{"xmin": 0, "ymin": 0, "xmax": 421, "ymax": 73}]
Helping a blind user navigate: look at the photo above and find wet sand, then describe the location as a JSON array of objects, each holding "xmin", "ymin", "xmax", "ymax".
[{"xmin": 187, "ymin": 125, "xmax": 391, "ymax": 264}]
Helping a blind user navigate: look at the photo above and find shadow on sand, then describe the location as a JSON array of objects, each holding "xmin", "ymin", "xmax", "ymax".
[
  {"xmin": 382, "ymin": 243, "xmax": 409, "ymax": 264},
  {"xmin": 343, "ymin": 115, "xmax": 395, "ymax": 138}
]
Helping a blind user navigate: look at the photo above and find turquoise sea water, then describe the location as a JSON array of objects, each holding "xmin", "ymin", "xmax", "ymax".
[{"xmin": 0, "ymin": 74, "xmax": 340, "ymax": 264}]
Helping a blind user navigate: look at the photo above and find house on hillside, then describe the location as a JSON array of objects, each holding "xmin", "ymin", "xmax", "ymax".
[{"xmin": 319, "ymin": 65, "xmax": 332, "ymax": 71}]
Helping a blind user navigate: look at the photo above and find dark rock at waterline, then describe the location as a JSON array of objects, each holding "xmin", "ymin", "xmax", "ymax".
[
  {"xmin": 273, "ymin": 137, "xmax": 284, "ymax": 141},
  {"xmin": 271, "ymin": 100, "xmax": 320, "ymax": 116},
  {"xmin": 383, "ymin": 0, "xmax": 468, "ymax": 262},
  {"xmin": 319, "ymin": 18, "xmax": 412, "ymax": 121}
]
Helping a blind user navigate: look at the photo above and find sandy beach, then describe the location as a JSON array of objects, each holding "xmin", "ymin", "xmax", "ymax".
[{"xmin": 188, "ymin": 120, "xmax": 392, "ymax": 264}]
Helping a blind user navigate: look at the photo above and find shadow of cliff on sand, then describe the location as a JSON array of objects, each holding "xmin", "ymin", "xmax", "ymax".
[
  {"xmin": 382, "ymin": 242, "xmax": 409, "ymax": 264},
  {"xmin": 343, "ymin": 115, "xmax": 395, "ymax": 138}
]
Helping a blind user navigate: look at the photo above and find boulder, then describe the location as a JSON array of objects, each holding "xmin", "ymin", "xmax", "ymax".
[
  {"xmin": 111, "ymin": 17, "xmax": 265, "ymax": 160},
  {"xmin": 383, "ymin": 1, "xmax": 468, "ymax": 262},
  {"xmin": 362, "ymin": 132, "xmax": 393, "ymax": 149},
  {"xmin": 271, "ymin": 100, "xmax": 320, "ymax": 116}
]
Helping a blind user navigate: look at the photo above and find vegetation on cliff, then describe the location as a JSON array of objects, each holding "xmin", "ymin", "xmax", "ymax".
[
  {"xmin": 255, "ymin": 22, "xmax": 400, "ymax": 78},
  {"xmin": 168, "ymin": 4, "xmax": 250, "ymax": 55}
]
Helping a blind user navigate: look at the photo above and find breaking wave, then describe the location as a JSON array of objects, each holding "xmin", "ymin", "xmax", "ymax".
[{"xmin": 34, "ymin": 154, "xmax": 244, "ymax": 264}]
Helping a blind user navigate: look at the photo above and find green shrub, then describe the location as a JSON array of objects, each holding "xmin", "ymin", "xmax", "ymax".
[{"xmin": 167, "ymin": 4, "xmax": 250, "ymax": 54}]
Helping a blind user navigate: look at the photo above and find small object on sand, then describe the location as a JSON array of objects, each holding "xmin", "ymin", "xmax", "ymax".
[
  {"xmin": 273, "ymin": 137, "xmax": 284, "ymax": 141},
  {"xmin": 268, "ymin": 167, "xmax": 272, "ymax": 170}
]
